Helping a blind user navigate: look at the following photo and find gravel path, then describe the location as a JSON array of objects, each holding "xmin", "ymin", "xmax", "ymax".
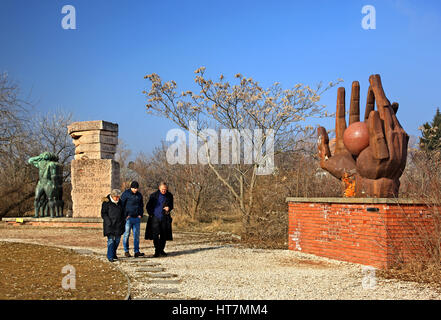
[
  {"xmin": 1, "ymin": 230, "xmax": 440, "ymax": 300},
  {"xmin": 112, "ymin": 233, "xmax": 441, "ymax": 300}
]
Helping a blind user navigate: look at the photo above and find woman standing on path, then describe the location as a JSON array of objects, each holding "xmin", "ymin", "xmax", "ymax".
[{"xmin": 101, "ymin": 189, "xmax": 125, "ymax": 262}]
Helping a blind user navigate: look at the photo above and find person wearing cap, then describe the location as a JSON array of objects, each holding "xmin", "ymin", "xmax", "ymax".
[
  {"xmin": 101, "ymin": 189, "xmax": 125, "ymax": 262},
  {"xmin": 120, "ymin": 181, "xmax": 145, "ymax": 257}
]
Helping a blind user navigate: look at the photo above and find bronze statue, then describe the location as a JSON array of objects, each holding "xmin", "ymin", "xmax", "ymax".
[
  {"xmin": 317, "ymin": 74, "xmax": 409, "ymax": 198},
  {"xmin": 28, "ymin": 152, "xmax": 64, "ymax": 217}
]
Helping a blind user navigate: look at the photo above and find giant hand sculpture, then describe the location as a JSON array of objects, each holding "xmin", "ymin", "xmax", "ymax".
[{"xmin": 317, "ymin": 74, "xmax": 409, "ymax": 198}]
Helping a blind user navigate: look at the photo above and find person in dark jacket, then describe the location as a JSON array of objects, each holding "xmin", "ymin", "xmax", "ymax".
[
  {"xmin": 120, "ymin": 181, "xmax": 145, "ymax": 258},
  {"xmin": 145, "ymin": 182, "xmax": 174, "ymax": 257},
  {"xmin": 101, "ymin": 189, "xmax": 125, "ymax": 262}
]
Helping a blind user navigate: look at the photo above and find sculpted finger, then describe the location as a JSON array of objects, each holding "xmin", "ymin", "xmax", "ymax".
[
  {"xmin": 383, "ymin": 105, "xmax": 395, "ymax": 132},
  {"xmin": 349, "ymin": 81, "xmax": 360, "ymax": 125},
  {"xmin": 369, "ymin": 74, "xmax": 391, "ymax": 119},
  {"xmin": 391, "ymin": 102, "xmax": 399, "ymax": 114},
  {"xmin": 382, "ymin": 106, "xmax": 399, "ymax": 168},
  {"xmin": 335, "ymin": 87, "xmax": 347, "ymax": 152},
  {"xmin": 364, "ymin": 86, "xmax": 375, "ymax": 122},
  {"xmin": 368, "ymin": 110, "xmax": 389, "ymax": 160},
  {"xmin": 389, "ymin": 101, "xmax": 406, "ymax": 132},
  {"xmin": 317, "ymin": 126, "xmax": 331, "ymax": 160}
]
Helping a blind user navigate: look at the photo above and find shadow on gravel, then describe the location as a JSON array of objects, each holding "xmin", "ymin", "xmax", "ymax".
[{"xmin": 164, "ymin": 245, "xmax": 232, "ymax": 257}]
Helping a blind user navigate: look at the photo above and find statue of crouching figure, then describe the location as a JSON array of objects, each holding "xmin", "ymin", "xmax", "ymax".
[{"xmin": 28, "ymin": 152, "xmax": 64, "ymax": 218}]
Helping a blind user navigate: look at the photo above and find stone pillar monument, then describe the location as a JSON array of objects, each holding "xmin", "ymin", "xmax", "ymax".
[{"xmin": 68, "ymin": 120, "xmax": 120, "ymax": 218}]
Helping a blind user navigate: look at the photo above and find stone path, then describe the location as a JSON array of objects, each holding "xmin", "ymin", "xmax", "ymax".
[
  {"xmin": 102, "ymin": 233, "xmax": 236, "ymax": 299},
  {"xmin": 114, "ymin": 256, "xmax": 183, "ymax": 299}
]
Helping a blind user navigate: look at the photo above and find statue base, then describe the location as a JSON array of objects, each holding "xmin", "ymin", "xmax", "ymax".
[
  {"xmin": 286, "ymin": 197, "xmax": 438, "ymax": 269},
  {"xmin": 71, "ymin": 159, "xmax": 120, "ymax": 218},
  {"xmin": 1, "ymin": 217, "xmax": 102, "ymax": 228}
]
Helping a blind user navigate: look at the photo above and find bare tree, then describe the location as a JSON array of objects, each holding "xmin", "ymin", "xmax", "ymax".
[
  {"xmin": 115, "ymin": 138, "xmax": 132, "ymax": 169},
  {"xmin": 143, "ymin": 67, "xmax": 340, "ymax": 234},
  {"xmin": 0, "ymin": 73, "xmax": 76, "ymax": 217},
  {"xmin": 115, "ymin": 138, "xmax": 135, "ymax": 190},
  {"xmin": 133, "ymin": 143, "xmax": 228, "ymax": 221},
  {"xmin": 33, "ymin": 109, "xmax": 75, "ymax": 181},
  {"xmin": 0, "ymin": 72, "xmax": 31, "ymax": 159},
  {"xmin": 0, "ymin": 73, "xmax": 37, "ymax": 217}
]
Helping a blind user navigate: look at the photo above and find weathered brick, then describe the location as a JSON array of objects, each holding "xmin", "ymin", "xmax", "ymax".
[{"xmin": 286, "ymin": 199, "xmax": 438, "ymax": 269}]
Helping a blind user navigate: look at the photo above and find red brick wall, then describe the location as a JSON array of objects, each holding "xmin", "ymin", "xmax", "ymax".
[{"xmin": 288, "ymin": 201, "xmax": 437, "ymax": 269}]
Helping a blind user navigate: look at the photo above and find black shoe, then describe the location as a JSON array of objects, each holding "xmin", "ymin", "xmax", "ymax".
[
  {"xmin": 113, "ymin": 256, "xmax": 118, "ymax": 260},
  {"xmin": 134, "ymin": 252, "xmax": 145, "ymax": 258},
  {"xmin": 108, "ymin": 259, "xmax": 114, "ymax": 263},
  {"xmin": 160, "ymin": 251, "xmax": 168, "ymax": 257},
  {"xmin": 153, "ymin": 252, "xmax": 160, "ymax": 258},
  {"xmin": 124, "ymin": 252, "xmax": 131, "ymax": 258}
]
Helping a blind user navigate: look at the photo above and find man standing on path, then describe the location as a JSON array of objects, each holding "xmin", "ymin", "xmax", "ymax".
[
  {"xmin": 121, "ymin": 181, "xmax": 145, "ymax": 258},
  {"xmin": 145, "ymin": 182, "xmax": 174, "ymax": 257}
]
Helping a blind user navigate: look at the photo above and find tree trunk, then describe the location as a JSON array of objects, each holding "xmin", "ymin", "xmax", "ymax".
[{"xmin": 191, "ymin": 185, "xmax": 202, "ymax": 220}]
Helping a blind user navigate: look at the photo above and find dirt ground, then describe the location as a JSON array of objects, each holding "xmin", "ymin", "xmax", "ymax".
[
  {"xmin": 0, "ymin": 241, "xmax": 128, "ymax": 300},
  {"xmin": 0, "ymin": 223, "xmax": 135, "ymax": 300},
  {"xmin": 0, "ymin": 222, "xmax": 229, "ymax": 300},
  {"xmin": 0, "ymin": 224, "xmax": 109, "ymax": 249}
]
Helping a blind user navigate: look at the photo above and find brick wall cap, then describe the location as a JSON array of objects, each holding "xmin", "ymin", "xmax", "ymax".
[{"xmin": 285, "ymin": 197, "xmax": 427, "ymax": 204}]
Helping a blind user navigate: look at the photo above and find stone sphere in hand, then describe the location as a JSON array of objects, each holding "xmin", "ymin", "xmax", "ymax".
[{"xmin": 343, "ymin": 121, "xmax": 369, "ymax": 156}]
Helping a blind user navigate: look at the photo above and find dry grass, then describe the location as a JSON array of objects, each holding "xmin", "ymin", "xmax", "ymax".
[
  {"xmin": 377, "ymin": 151, "xmax": 441, "ymax": 289},
  {"xmin": 172, "ymin": 211, "xmax": 242, "ymax": 235},
  {"xmin": 378, "ymin": 262, "xmax": 441, "ymax": 289},
  {"xmin": 172, "ymin": 209, "xmax": 288, "ymax": 249},
  {"xmin": 239, "ymin": 211, "xmax": 289, "ymax": 249},
  {"xmin": 376, "ymin": 204, "xmax": 441, "ymax": 290}
]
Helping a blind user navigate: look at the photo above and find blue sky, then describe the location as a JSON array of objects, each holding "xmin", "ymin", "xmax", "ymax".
[{"xmin": 1, "ymin": 0, "xmax": 440, "ymax": 157}]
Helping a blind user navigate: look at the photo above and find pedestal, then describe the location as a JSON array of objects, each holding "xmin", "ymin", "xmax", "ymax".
[
  {"xmin": 71, "ymin": 159, "xmax": 120, "ymax": 218},
  {"xmin": 286, "ymin": 197, "xmax": 437, "ymax": 269}
]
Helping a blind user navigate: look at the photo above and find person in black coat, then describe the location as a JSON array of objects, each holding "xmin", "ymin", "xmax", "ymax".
[
  {"xmin": 120, "ymin": 181, "xmax": 145, "ymax": 258},
  {"xmin": 145, "ymin": 182, "xmax": 174, "ymax": 257},
  {"xmin": 101, "ymin": 189, "xmax": 125, "ymax": 262}
]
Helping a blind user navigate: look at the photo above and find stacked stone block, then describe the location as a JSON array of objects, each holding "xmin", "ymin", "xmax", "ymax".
[
  {"xmin": 68, "ymin": 121, "xmax": 118, "ymax": 160},
  {"xmin": 68, "ymin": 121, "xmax": 120, "ymax": 218}
]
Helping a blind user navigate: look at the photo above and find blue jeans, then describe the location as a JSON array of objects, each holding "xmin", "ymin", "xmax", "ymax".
[
  {"xmin": 123, "ymin": 217, "xmax": 141, "ymax": 253},
  {"xmin": 107, "ymin": 235, "xmax": 121, "ymax": 261}
]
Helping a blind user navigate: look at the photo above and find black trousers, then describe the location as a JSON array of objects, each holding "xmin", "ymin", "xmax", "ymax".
[
  {"xmin": 153, "ymin": 217, "xmax": 168, "ymax": 253},
  {"xmin": 153, "ymin": 236, "xmax": 167, "ymax": 253}
]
